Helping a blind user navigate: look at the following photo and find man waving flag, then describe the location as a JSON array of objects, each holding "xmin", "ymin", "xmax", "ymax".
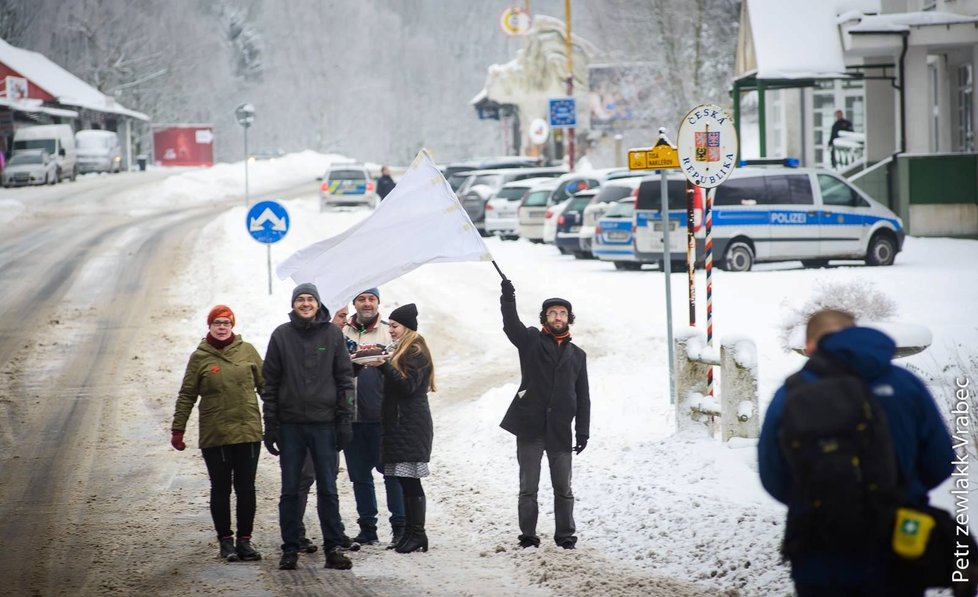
[{"xmin": 277, "ymin": 149, "xmax": 493, "ymax": 312}]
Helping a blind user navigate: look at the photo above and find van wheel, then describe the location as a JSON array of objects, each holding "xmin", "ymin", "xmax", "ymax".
[
  {"xmin": 55, "ymin": 167, "xmax": 62, "ymax": 183},
  {"xmin": 865, "ymin": 233, "xmax": 896, "ymax": 266},
  {"xmin": 722, "ymin": 241, "xmax": 754, "ymax": 272},
  {"xmin": 48, "ymin": 173, "xmax": 55, "ymax": 185},
  {"xmin": 71, "ymin": 166, "xmax": 78, "ymax": 181},
  {"xmin": 801, "ymin": 259, "xmax": 829, "ymax": 268}
]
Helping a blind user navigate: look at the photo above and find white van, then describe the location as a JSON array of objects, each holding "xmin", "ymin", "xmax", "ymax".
[
  {"xmin": 633, "ymin": 165, "xmax": 905, "ymax": 271},
  {"xmin": 12, "ymin": 124, "xmax": 77, "ymax": 182},
  {"xmin": 75, "ymin": 129, "xmax": 122, "ymax": 174}
]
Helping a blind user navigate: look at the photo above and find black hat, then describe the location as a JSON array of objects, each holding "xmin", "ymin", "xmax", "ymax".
[
  {"xmin": 292, "ymin": 282, "xmax": 321, "ymax": 306},
  {"xmin": 541, "ymin": 297, "xmax": 572, "ymax": 313},
  {"xmin": 389, "ymin": 303, "xmax": 418, "ymax": 331}
]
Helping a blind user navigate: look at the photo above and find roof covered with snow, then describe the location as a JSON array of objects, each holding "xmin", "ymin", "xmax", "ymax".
[
  {"xmin": 849, "ymin": 11, "xmax": 978, "ymax": 33},
  {"xmin": 0, "ymin": 37, "xmax": 149, "ymax": 121}
]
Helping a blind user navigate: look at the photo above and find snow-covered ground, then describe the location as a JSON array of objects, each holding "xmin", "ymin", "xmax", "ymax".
[{"xmin": 145, "ymin": 152, "xmax": 976, "ymax": 595}]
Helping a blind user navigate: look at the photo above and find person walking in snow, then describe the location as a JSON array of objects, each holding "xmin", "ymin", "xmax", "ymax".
[
  {"xmin": 758, "ymin": 309, "xmax": 954, "ymax": 596},
  {"xmin": 498, "ymin": 279, "xmax": 590, "ymax": 550},
  {"xmin": 170, "ymin": 305, "xmax": 265, "ymax": 563},
  {"xmin": 261, "ymin": 283, "xmax": 357, "ymax": 571},
  {"xmin": 376, "ymin": 166, "xmax": 396, "ymax": 200},
  {"xmin": 341, "ymin": 288, "xmax": 407, "ymax": 547},
  {"xmin": 362, "ymin": 302, "xmax": 435, "ymax": 553}
]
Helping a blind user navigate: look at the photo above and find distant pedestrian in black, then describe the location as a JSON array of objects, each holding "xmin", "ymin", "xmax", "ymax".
[
  {"xmin": 498, "ymin": 279, "xmax": 590, "ymax": 550},
  {"xmin": 828, "ymin": 110, "xmax": 853, "ymax": 169},
  {"xmin": 376, "ymin": 166, "xmax": 396, "ymax": 200}
]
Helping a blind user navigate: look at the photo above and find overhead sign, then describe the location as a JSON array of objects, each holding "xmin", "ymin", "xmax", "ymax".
[
  {"xmin": 247, "ymin": 200, "xmax": 289, "ymax": 244},
  {"xmin": 628, "ymin": 143, "xmax": 679, "ymax": 170},
  {"xmin": 499, "ymin": 7, "xmax": 532, "ymax": 36},
  {"xmin": 549, "ymin": 97, "xmax": 576, "ymax": 128},
  {"xmin": 528, "ymin": 118, "xmax": 549, "ymax": 145},
  {"xmin": 677, "ymin": 104, "xmax": 739, "ymax": 188},
  {"xmin": 195, "ymin": 129, "xmax": 213, "ymax": 144}
]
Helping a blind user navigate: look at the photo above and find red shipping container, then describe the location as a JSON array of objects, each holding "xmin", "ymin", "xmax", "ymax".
[{"xmin": 152, "ymin": 124, "xmax": 214, "ymax": 167}]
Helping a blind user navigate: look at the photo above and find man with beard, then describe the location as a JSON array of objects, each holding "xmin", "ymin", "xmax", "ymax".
[{"xmin": 498, "ymin": 279, "xmax": 590, "ymax": 550}]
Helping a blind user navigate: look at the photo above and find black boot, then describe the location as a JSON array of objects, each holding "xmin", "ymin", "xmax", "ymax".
[
  {"xmin": 235, "ymin": 536, "xmax": 262, "ymax": 561},
  {"xmin": 352, "ymin": 522, "xmax": 379, "ymax": 545},
  {"xmin": 386, "ymin": 523, "xmax": 406, "ymax": 550},
  {"xmin": 219, "ymin": 536, "xmax": 239, "ymax": 562},
  {"xmin": 395, "ymin": 496, "xmax": 428, "ymax": 554}
]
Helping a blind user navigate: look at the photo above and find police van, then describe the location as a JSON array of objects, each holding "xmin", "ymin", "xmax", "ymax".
[{"xmin": 633, "ymin": 165, "xmax": 905, "ymax": 271}]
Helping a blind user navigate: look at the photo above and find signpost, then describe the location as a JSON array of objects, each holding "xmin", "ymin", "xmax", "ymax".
[
  {"xmin": 499, "ymin": 6, "xmax": 533, "ymax": 35},
  {"xmin": 677, "ymin": 104, "xmax": 739, "ymax": 400},
  {"xmin": 628, "ymin": 128, "xmax": 680, "ymax": 405},
  {"xmin": 247, "ymin": 200, "xmax": 289, "ymax": 295},
  {"xmin": 235, "ymin": 103, "xmax": 255, "ymax": 207}
]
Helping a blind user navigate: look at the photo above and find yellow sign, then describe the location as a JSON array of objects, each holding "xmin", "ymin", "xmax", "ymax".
[{"xmin": 628, "ymin": 144, "xmax": 679, "ymax": 170}]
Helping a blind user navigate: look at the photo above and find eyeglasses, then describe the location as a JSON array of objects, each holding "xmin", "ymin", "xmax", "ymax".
[{"xmin": 211, "ymin": 319, "xmax": 233, "ymax": 327}]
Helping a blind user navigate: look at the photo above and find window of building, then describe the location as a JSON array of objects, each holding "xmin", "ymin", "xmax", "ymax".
[{"xmin": 958, "ymin": 64, "xmax": 974, "ymax": 152}]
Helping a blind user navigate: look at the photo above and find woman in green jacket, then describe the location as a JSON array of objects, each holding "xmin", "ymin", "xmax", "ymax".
[{"xmin": 171, "ymin": 305, "xmax": 265, "ymax": 562}]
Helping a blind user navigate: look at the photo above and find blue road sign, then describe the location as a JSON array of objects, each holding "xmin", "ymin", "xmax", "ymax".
[
  {"xmin": 549, "ymin": 97, "xmax": 576, "ymax": 128},
  {"xmin": 246, "ymin": 200, "xmax": 289, "ymax": 244}
]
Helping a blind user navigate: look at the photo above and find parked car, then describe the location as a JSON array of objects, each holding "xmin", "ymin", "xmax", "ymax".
[
  {"xmin": 484, "ymin": 177, "xmax": 553, "ymax": 240},
  {"xmin": 517, "ymin": 179, "xmax": 560, "ymax": 243},
  {"xmin": 13, "ymin": 124, "xmax": 76, "ymax": 182},
  {"xmin": 554, "ymin": 190, "xmax": 601, "ymax": 258},
  {"xmin": 579, "ymin": 178, "xmax": 644, "ymax": 257},
  {"xmin": 518, "ymin": 172, "xmax": 602, "ymax": 244},
  {"xmin": 633, "ymin": 165, "xmax": 904, "ymax": 271},
  {"xmin": 443, "ymin": 156, "xmax": 541, "ymax": 190},
  {"xmin": 2, "ymin": 149, "xmax": 58, "ymax": 187},
  {"xmin": 249, "ymin": 147, "xmax": 286, "ymax": 161},
  {"xmin": 460, "ymin": 167, "xmax": 566, "ymax": 235},
  {"xmin": 318, "ymin": 163, "xmax": 379, "ymax": 210},
  {"xmin": 75, "ymin": 129, "xmax": 122, "ymax": 174},
  {"xmin": 593, "ymin": 198, "xmax": 641, "ymax": 269},
  {"xmin": 542, "ymin": 199, "xmax": 569, "ymax": 246}
]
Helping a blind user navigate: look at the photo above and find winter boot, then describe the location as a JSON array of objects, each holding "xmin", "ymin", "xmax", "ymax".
[
  {"xmin": 338, "ymin": 535, "xmax": 361, "ymax": 552},
  {"xmin": 235, "ymin": 536, "xmax": 262, "ymax": 561},
  {"xmin": 352, "ymin": 522, "xmax": 379, "ymax": 545},
  {"xmin": 298, "ymin": 537, "xmax": 318, "ymax": 553},
  {"xmin": 395, "ymin": 496, "xmax": 428, "ymax": 554},
  {"xmin": 324, "ymin": 546, "xmax": 353, "ymax": 570},
  {"xmin": 219, "ymin": 536, "xmax": 239, "ymax": 562},
  {"xmin": 278, "ymin": 551, "xmax": 298, "ymax": 570},
  {"xmin": 386, "ymin": 523, "xmax": 406, "ymax": 550}
]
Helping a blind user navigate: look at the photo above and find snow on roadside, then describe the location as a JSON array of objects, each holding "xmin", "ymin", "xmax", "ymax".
[{"xmin": 164, "ymin": 153, "xmax": 978, "ymax": 595}]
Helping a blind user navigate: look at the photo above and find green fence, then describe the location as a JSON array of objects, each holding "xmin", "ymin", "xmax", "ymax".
[{"xmin": 906, "ymin": 154, "xmax": 978, "ymax": 205}]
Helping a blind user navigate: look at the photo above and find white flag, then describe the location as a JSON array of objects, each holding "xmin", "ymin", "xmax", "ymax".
[{"xmin": 277, "ymin": 149, "xmax": 493, "ymax": 313}]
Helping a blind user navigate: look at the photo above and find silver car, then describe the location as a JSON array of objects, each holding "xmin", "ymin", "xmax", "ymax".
[
  {"xmin": 2, "ymin": 149, "xmax": 58, "ymax": 187},
  {"xmin": 318, "ymin": 163, "xmax": 380, "ymax": 211}
]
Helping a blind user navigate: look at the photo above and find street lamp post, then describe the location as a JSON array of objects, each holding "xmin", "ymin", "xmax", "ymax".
[{"xmin": 235, "ymin": 103, "xmax": 255, "ymax": 206}]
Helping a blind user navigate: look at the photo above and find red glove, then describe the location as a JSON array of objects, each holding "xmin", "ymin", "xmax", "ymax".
[{"xmin": 170, "ymin": 431, "xmax": 186, "ymax": 451}]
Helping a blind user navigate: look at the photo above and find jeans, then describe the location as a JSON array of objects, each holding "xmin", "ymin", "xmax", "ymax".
[
  {"xmin": 201, "ymin": 442, "xmax": 261, "ymax": 540},
  {"xmin": 278, "ymin": 422, "xmax": 344, "ymax": 552},
  {"xmin": 296, "ymin": 451, "xmax": 315, "ymax": 539},
  {"xmin": 516, "ymin": 435, "xmax": 575, "ymax": 546},
  {"xmin": 343, "ymin": 422, "xmax": 405, "ymax": 529}
]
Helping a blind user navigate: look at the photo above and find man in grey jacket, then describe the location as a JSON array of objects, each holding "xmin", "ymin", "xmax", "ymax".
[{"xmin": 262, "ymin": 283, "xmax": 356, "ymax": 571}]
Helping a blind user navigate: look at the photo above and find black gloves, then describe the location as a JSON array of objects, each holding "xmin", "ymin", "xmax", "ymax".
[
  {"xmin": 263, "ymin": 426, "xmax": 280, "ymax": 456},
  {"xmin": 501, "ymin": 278, "xmax": 515, "ymax": 302},
  {"xmin": 574, "ymin": 436, "xmax": 588, "ymax": 455},
  {"xmin": 336, "ymin": 419, "xmax": 353, "ymax": 451}
]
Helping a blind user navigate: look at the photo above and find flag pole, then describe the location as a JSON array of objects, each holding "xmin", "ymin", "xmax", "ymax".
[{"xmin": 491, "ymin": 260, "xmax": 507, "ymax": 280}]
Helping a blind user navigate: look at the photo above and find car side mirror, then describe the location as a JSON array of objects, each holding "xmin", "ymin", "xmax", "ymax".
[{"xmin": 60, "ymin": 148, "xmax": 65, "ymax": 156}]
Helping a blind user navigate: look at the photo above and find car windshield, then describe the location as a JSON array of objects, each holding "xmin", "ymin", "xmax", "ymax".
[
  {"xmin": 603, "ymin": 199, "xmax": 634, "ymax": 218},
  {"xmin": 446, "ymin": 172, "xmax": 471, "ymax": 190},
  {"xmin": 471, "ymin": 173, "xmax": 502, "ymax": 188},
  {"xmin": 76, "ymin": 136, "xmax": 110, "ymax": 149},
  {"xmin": 328, "ymin": 169, "xmax": 365, "ymax": 181},
  {"xmin": 522, "ymin": 189, "xmax": 551, "ymax": 207},
  {"xmin": 9, "ymin": 153, "xmax": 42, "ymax": 165},
  {"xmin": 593, "ymin": 184, "xmax": 635, "ymax": 204},
  {"xmin": 565, "ymin": 195, "xmax": 594, "ymax": 214},
  {"xmin": 495, "ymin": 187, "xmax": 529, "ymax": 201}
]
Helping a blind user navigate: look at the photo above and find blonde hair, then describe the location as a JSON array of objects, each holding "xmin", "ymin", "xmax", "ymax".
[
  {"xmin": 805, "ymin": 309, "xmax": 856, "ymax": 347},
  {"xmin": 389, "ymin": 328, "xmax": 436, "ymax": 392}
]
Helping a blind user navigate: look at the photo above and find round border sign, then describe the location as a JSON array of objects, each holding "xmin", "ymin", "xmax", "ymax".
[
  {"xmin": 676, "ymin": 104, "xmax": 739, "ymax": 189},
  {"xmin": 528, "ymin": 118, "xmax": 549, "ymax": 145},
  {"xmin": 499, "ymin": 7, "xmax": 532, "ymax": 36}
]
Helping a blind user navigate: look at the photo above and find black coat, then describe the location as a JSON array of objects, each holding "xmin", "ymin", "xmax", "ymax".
[
  {"xmin": 378, "ymin": 351, "xmax": 433, "ymax": 463},
  {"xmin": 499, "ymin": 298, "xmax": 590, "ymax": 451},
  {"xmin": 376, "ymin": 174, "xmax": 396, "ymax": 199},
  {"xmin": 261, "ymin": 309, "xmax": 355, "ymax": 427}
]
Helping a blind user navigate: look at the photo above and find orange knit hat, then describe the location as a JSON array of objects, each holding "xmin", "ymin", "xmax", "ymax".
[{"xmin": 207, "ymin": 304, "xmax": 235, "ymax": 327}]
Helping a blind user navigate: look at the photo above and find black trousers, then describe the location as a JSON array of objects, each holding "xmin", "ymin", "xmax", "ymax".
[{"xmin": 201, "ymin": 442, "xmax": 261, "ymax": 540}]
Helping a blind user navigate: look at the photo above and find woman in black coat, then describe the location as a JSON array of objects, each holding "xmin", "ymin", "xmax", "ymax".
[{"xmin": 368, "ymin": 303, "xmax": 435, "ymax": 553}]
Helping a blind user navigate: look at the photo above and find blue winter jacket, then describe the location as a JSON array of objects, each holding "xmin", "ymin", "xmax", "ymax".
[{"xmin": 758, "ymin": 326, "xmax": 954, "ymax": 588}]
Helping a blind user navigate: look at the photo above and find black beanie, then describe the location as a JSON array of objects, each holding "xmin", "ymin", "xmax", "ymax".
[
  {"xmin": 389, "ymin": 303, "xmax": 418, "ymax": 331},
  {"xmin": 292, "ymin": 282, "xmax": 321, "ymax": 306}
]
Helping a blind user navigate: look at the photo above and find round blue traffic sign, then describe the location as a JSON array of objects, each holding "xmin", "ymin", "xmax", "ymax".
[{"xmin": 246, "ymin": 200, "xmax": 289, "ymax": 244}]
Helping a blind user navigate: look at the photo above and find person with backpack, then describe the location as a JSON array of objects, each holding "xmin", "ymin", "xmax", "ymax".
[{"xmin": 758, "ymin": 309, "xmax": 955, "ymax": 596}]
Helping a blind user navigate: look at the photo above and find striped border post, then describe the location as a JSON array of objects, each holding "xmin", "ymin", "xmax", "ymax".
[{"xmin": 705, "ymin": 187, "xmax": 715, "ymax": 397}]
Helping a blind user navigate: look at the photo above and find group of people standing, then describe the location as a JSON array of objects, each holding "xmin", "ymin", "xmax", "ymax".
[{"xmin": 171, "ymin": 284, "xmax": 434, "ymax": 571}]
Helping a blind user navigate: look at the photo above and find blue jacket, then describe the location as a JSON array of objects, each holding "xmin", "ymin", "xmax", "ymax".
[{"xmin": 758, "ymin": 326, "xmax": 954, "ymax": 587}]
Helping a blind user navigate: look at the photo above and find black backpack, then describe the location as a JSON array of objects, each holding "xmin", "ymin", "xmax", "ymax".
[{"xmin": 778, "ymin": 352, "xmax": 899, "ymax": 556}]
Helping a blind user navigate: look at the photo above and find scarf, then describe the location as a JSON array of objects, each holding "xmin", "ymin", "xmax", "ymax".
[
  {"xmin": 543, "ymin": 325, "xmax": 571, "ymax": 345},
  {"xmin": 206, "ymin": 332, "xmax": 235, "ymax": 350},
  {"xmin": 349, "ymin": 314, "xmax": 379, "ymax": 333}
]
